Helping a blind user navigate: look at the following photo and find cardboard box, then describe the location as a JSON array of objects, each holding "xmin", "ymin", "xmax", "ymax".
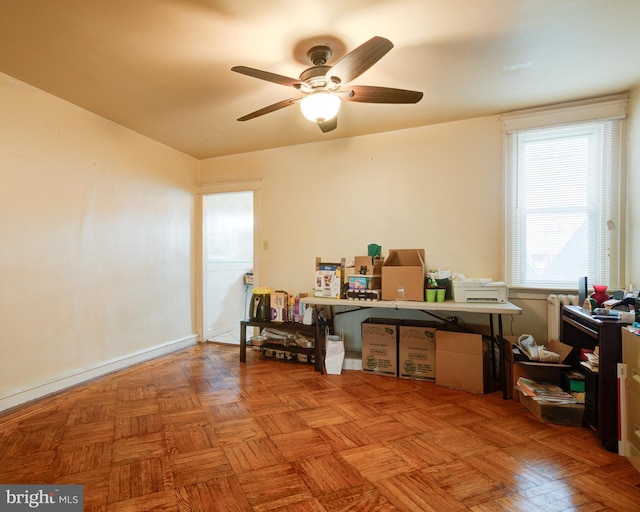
[
  {"xmin": 314, "ymin": 258, "xmax": 345, "ymax": 298},
  {"xmin": 346, "ymin": 289, "xmax": 381, "ymax": 301},
  {"xmin": 270, "ymin": 290, "xmax": 288, "ymax": 322},
  {"xmin": 361, "ymin": 318, "xmax": 400, "ymax": 377},
  {"xmin": 506, "ymin": 337, "xmax": 574, "ymax": 402},
  {"xmin": 381, "ymin": 249, "xmax": 425, "ymax": 301},
  {"xmin": 562, "ymin": 370, "xmax": 586, "ymax": 392},
  {"xmin": 436, "ymin": 331, "xmax": 489, "ymax": 394},
  {"xmin": 347, "ymin": 275, "xmax": 381, "ymax": 291},
  {"xmin": 354, "ymin": 256, "xmax": 384, "ymax": 276},
  {"xmin": 399, "ymin": 321, "xmax": 436, "ymax": 380},
  {"xmin": 517, "ymin": 389, "xmax": 585, "ymax": 426}
]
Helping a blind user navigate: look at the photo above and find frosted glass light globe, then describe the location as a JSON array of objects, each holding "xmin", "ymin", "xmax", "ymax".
[{"xmin": 300, "ymin": 92, "xmax": 341, "ymax": 122}]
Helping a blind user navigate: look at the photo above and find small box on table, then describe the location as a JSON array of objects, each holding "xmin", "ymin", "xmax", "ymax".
[
  {"xmin": 314, "ymin": 258, "xmax": 344, "ymax": 298},
  {"xmin": 347, "ymin": 274, "xmax": 381, "ymax": 291},
  {"xmin": 270, "ymin": 290, "xmax": 288, "ymax": 322},
  {"xmin": 354, "ymin": 256, "xmax": 384, "ymax": 276},
  {"xmin": 381, "ymin": 249, "xmax": 425, "ymax": 301}
]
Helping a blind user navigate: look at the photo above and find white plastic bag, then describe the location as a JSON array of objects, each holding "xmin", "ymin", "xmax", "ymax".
[
  {"xmin": 325, "ymin": 328, "xmax": 345, "ymax": 375},
  {"xmin": 518, "ymin": 334, "xmax": 560, "ymax": 363}
]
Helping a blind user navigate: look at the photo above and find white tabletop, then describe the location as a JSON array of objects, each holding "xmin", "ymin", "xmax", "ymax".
[{"xmin": 300, "ymin": 296, "xmax": 522, "ymax": 316}]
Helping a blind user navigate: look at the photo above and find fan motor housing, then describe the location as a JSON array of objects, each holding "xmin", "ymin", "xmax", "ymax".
[
  {"xmin": 307, "ymin": 45, "xmax": 332, "ymax": 65},
  {"xmin": 299, "ymin": 65, "xmax": 331, "ymax": 88}
]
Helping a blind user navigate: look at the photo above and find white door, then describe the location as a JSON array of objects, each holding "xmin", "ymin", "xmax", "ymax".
[{"xmin": 203, "ymin": 191, "xmax": 254, "ymax": 343}]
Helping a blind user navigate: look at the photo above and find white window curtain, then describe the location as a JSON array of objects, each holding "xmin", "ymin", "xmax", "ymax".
[{"xmin": 503, "ymin": 97, "xmax": 626, "ymax": 290}]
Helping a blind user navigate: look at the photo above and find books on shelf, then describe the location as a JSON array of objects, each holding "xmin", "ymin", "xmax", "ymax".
[
  {"xmin": 580, "ymin": 350, "xmax": 600, "ymax": 372},
  {"xmin": 516, "ymin": 377, "xmax": 580, "ymax": 404}
]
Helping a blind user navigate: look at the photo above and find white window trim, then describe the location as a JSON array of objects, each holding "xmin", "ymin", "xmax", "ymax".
[
  {"xmin": 501, "ymin": 94, "xmax": 627, "ymax": 131},
  {"xmin": 502, "ymin": 95, "xmax": 627, "ymax": 291}
]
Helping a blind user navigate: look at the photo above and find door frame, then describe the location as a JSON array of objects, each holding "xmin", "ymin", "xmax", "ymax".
[{"xmin": 196, "ymin": 180, "xmax": 262, "ymax": 342}]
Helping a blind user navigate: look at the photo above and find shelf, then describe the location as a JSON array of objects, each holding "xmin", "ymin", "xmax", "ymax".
[
  {"xmin": 260, "ymin": 343, "xmax": 316, "ymax": 366},
  {"xmin": 239, "ymin": 319, "xmax": 323, "ymax": 373},
  {"xmin": 255, "ymin": 341, "xmax": 315, "ymax": 355},
  {"xmin": 562, "ymin": 305, "xmax": 622, "ymax": 452}
]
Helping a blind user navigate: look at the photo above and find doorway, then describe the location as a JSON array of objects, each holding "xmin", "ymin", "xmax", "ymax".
[{"xmin": 203, "ymin": 190, "xmax": 255, "ymax": 344}]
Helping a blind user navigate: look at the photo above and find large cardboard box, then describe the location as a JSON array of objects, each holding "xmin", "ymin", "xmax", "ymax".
[
  {"xmin": 436, "ymin": 331, "xmax": 489, "ymax": 394},
  {"xmin": 381, "ymin": 249, "xmax": 425, "ymax": 301},
  {"xmin": 517, "ymin": 389, "xmax": 585, "ymax": 426},
  {"xmin": 505, "ymin": 337, "xmax": 574, "ymax": 402},
  {"xmin": 399, "ymin": 321, "xmax": 436, "ymax": 380},
  {"xmin": 361, "ymin": 318, "xmax": 400, "ymax": 377}
]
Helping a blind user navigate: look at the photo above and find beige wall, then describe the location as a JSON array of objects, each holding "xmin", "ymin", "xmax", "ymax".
[
  {"xmin": 201, "ymin": 98, "xmax": 640, "ymax": 351},
  {"xmin": 200, "ymin": 116, "xmax": 540, "ymax": 348},
  {"xmin": 201, "ymin": 116, "xmax": 504, "ymax": 283},
  {"xmin": 0, "ymin": 73, "xmax": 198, "ymax": 409}
]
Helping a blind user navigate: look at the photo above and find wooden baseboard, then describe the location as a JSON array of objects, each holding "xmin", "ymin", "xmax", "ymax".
[{"xmin": 0, "ymin": 334, "xmax": 198, "ymax": 414}]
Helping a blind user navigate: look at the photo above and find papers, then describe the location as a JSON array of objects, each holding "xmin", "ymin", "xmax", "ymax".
[
  {"xmin": 580, "ymin": 350, "xmax": 600, "ymax": 372},
  {"xmin": 517, "ymin": 377, "xmax": 581, "ymax": 404}
]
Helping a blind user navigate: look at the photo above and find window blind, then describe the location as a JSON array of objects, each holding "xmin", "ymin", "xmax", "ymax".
[{"xmin": 505, "ymin": 117, "xmax": 625, "ymax": 289}]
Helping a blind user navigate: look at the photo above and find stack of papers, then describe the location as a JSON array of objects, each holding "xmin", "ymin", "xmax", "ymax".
[
  {"xmin": 580, "ymin": 351, "xmax": 600, "ymax": 372},
  {"xmin": 517, "ymin": 377, "xmax": 580, "ymax": 404}
]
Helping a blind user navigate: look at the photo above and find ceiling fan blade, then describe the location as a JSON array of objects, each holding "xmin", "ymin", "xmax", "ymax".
[
  {"xmin": 326, "ymin": 36, "xmax": 394, "ymax": 84},
  {"xmin": 318, "ymin": 116, "xmax": 337, "ymax": 133},
  {"xmin": 237, "ymin": 97, "xmax": 300, "ymax": 121},
  {"xmin": 344, "ymin": 85, "xmax": 423, "ymax": 104},
  {"xmin": 231, "ymin": 66, "xmax": 303, "ymax": 88}
]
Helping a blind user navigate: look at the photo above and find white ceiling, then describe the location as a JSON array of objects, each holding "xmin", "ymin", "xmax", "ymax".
[{"xmin": 1, "ymin": 0, "xmax": 639, "ymax": 160}]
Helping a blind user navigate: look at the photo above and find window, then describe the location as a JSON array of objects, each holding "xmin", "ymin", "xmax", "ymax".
[{"xmin": 504, "ymin": 98, "xmax": 626, "ymax": 290}]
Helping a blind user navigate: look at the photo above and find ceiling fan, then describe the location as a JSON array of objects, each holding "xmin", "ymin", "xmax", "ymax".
[{"xmin": 231, "ymin": 36, "xmax": 423, "ymax": 133}]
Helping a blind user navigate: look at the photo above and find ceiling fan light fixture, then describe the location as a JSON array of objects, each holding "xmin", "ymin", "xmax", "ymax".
[{"xmin": 300, "ymin": 91, "xmax": 340, "ymax": 122}]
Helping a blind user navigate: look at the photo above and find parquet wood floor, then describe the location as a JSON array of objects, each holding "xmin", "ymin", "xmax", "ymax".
[{"xmin": 1, "ymin": 342, "xmax": 640, "ymax": 511}]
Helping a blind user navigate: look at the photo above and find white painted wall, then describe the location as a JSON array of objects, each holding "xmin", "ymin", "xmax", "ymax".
[{"xmin": 0, "ymin": 73, "xmax": 198, "ymax": 409}]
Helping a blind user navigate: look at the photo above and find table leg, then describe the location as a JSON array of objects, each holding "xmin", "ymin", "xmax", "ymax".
[
  {"xmin": 240, "ymin": 322, "xmax": 247, "ymax": 363},
  {"xmin": 314, "ymin": 310, "xmax": 324, "ymax": 374},
  {"xmin": 498, "ymin": 314, "xmax": 506, "ymax": 399},
  {"xmin": 489, "ymin": 314, "xmax": 496, "ymax": 379}
]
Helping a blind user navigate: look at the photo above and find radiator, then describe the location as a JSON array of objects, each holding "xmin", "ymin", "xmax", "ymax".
[{"xmin": 547, "ymin": 294, "xmax": 579, "ymax": 340}]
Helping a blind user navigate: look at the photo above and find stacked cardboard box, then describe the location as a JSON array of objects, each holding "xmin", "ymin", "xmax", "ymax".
[
  {"xmin": 361, "ymin": 318, "xmax": 400, "ymax": 377},
  {"xmin": 505, "ymin": 336, "xmax": 585, "ymax": 426},
  {"xmin": 435, "ymin": 331, "xmax": 489, "ymax": 394},
  {"xmin": 516, "ymin": 377, "xmax": 584, "ymax": 426},
  {"xmin": 398, "ymin": 321, "xmax": 436, "ymax": 380},
  {"xmin": 505, "ymin": 337, "xmax": 573, "ymax": 402}
]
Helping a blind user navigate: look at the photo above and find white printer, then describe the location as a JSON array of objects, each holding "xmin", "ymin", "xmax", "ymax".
[{"xmin": 452, "ymin": 278, "xmax": 508, "ymax": 303}]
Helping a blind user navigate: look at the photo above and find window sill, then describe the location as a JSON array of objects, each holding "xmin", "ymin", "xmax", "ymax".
[{"xmin": 508, "ymin": 287, "xmax": 578, "ymax": 301}]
